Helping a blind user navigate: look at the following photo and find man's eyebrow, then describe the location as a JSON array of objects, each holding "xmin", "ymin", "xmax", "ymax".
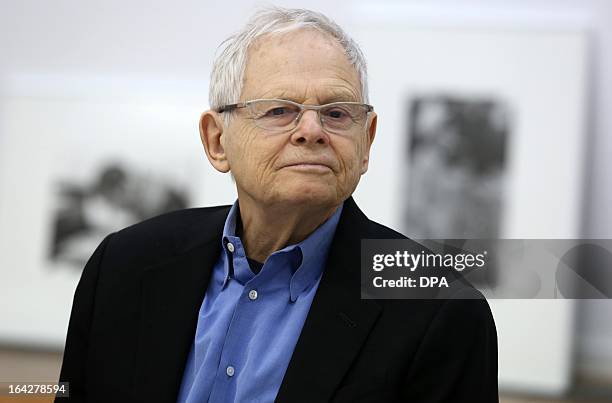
[
  {"xmin": 255, "ymin": 90, "xmax": 361, "ymax": 104},
  {"xmin": 317, "ymin": 88, "xmax": 362, "ymax": 103},
  {"xmin": 319, "ymin": 93, "xmax": 361, "ymax": 103}
]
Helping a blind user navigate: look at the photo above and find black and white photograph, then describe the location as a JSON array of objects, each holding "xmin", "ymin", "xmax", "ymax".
[
  {"xmin": 49, "ymin": 161, "xmax": 190, "ymax": 270},
  {"xmin": 404, "ymin": 95, "xmax": 510, "ymax": 239},
  {"xmin": 0, "ymin": 93, "xmax": 210, "ymax": 346}
]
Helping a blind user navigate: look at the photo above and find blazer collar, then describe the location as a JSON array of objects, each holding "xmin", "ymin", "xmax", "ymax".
[{"xmin": 275, "ymin": 197, "xmax": 383, "ymax": 403}]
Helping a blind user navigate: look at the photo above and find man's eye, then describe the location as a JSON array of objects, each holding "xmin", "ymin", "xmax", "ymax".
[
  {"xmin": 326, "ymin": 109, "xmax": 348, "ymax": 119},
  {"xmin": 266, "ymin": 107, "xmax": 288, "ymax": 116}
]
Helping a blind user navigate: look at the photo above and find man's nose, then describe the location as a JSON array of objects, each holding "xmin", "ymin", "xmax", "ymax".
[{"xmin": 290, "ymin": 110, "xmax": 330, "ymax": 145}]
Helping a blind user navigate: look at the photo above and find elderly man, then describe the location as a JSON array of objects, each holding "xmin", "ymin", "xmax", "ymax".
[{"xmin": 57, "ymin": 7, "xmax": 498, "ymax": 403}]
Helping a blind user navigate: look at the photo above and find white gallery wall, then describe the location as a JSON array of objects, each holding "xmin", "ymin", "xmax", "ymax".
[{"xmin": 1, "ymin": 0, "xmax": 611, "ymax": 392}]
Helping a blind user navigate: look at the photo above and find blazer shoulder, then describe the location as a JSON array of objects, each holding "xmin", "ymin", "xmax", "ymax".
[
  {"xmin": 339, "ymin": 197, "xmax": 407, "ymax": 241},
  {"xmin": 366, "ymin": 219, "xmax": 408, "ymax": 240},
  {"xmin": 102, "ymin": 205, "xmax": 231, "ymax": 270},
  {"xmin": 115, "ymin": 205, "xmax": 230, "ymax": 238}
]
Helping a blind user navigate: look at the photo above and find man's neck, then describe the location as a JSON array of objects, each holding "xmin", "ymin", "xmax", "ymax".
[{"xmin": 235, "ymin": 193, "xmax": 339, "ymax": 263}]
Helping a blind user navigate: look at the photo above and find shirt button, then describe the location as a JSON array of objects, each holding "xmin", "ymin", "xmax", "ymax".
[
  {"xmin": 227, "ymin": 242, "xmax": 235, "ymax": 253},
  {"xmin": 248, "ymin": 289, "xmax": 258, "ymax": 300},
  {"xmin": 226, "ymin": 365, "xmax": 235, "ymax": 377}
]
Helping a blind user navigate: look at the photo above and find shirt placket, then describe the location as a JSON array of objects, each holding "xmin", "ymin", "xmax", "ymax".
[{"xmin": 208, "ymin": 240, "xmax": 262, "ymax": 402}]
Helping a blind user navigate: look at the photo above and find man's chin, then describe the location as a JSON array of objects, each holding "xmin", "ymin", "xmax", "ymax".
[{"xmin": 271, "ymin": 187, "xmax": 339, "ymax": 208}]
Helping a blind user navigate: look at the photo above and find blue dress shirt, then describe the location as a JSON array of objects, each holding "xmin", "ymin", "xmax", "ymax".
[{"xmin": 177, "ymin": 201, "xmax": 343, "ymax": 403}]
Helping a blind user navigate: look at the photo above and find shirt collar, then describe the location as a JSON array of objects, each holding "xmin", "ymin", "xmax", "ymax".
[{"xmin": 219, "ymin": 200, "xmax": 343, "ymax": 301}]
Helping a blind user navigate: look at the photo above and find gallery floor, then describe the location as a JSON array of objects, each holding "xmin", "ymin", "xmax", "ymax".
[{"xmin": 0, "ymin": 347, "xmax": 610, "ymax": 402}]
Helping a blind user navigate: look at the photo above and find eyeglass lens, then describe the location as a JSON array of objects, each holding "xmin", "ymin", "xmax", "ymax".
[{"xmin": 246, "ymin": 100, "xmax": 368, "ymax": 133}]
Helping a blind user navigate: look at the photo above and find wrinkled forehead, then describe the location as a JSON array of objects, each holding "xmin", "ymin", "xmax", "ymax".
[{"xmin": 241, "ymin": 28, "xmax": 362, "ymax": 103}]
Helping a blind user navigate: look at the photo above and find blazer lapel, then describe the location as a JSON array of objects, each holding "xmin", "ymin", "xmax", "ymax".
[
  {"xmin": 131, "ymin": 207, "xmax": 230, "ymax": 402},
  {"xmin": 275, "ymin": 198, "xmax": 383, "ymax": 403}
]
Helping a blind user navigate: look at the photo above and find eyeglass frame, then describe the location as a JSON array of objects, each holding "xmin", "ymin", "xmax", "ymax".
[{"xmin": 215, "ymin": 98, "xmax": 374, "ymax": 133}]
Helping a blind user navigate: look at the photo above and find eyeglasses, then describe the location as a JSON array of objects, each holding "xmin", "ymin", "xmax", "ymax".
[{"xmin": 216, "ymin": 98, "xmax": 374, "ymax": 135}]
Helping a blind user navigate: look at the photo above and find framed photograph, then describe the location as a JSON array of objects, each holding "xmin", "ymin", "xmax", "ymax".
[
  {"xmin": 0, "ymin": 76, "xmax": 236, "ymax": 347},
  {"xmin": 350, "ymin": 14, "xmax": 588, "ymax": 395}
]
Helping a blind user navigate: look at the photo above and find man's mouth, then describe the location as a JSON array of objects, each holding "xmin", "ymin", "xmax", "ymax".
[{"xmin": 283, "ymin": 163, "xmax": 333, "ymax": 173}]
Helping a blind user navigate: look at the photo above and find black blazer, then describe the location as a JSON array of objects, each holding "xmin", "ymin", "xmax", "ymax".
[{"xmin": 57, "ymin": 197, "xmax": 498, "ymax": 403}]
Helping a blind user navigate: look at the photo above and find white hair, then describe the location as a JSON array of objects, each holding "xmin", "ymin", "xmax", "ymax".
[{"xmin": 209, "ymin": 6, "xmax": 369, "ymax": 117}]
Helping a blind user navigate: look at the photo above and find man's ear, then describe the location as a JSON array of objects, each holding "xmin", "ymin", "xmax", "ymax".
[
  {"xmin": 360, "ymin": 112, "xmax": 377, "ymax": 175},
  {"xmin": 200, "ymin": 110, "xmax": 230, "ymax": 173}
]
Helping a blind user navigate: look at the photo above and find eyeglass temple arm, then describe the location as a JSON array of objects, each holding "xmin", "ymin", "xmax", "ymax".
[{"xmin": 216, "ymin": 103, "xmax": 248, "ymax": 113}]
